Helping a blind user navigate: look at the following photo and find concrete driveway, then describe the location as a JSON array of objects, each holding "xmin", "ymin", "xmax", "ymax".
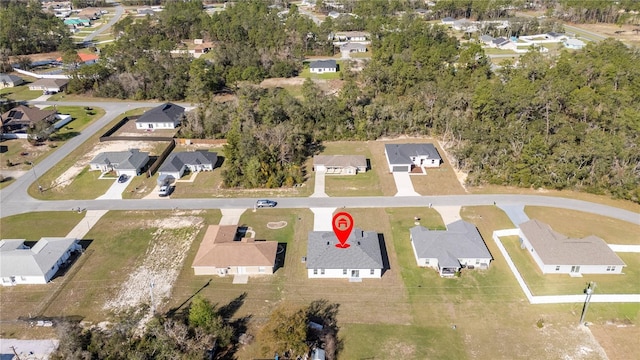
[
  {"xmin": 392, "ymin": 172, "xmax": 420, "ymax": 196},
  {"xmin": 311, "ymin": 208, "xmax": 336, "ymax": 231},
  {"xmin": 311, "ymin": 170, "xmax": 328, "ymax": 197},
  {"xmin": 96, "ymin": 176, "xmax": 131, "ymax": 200}
]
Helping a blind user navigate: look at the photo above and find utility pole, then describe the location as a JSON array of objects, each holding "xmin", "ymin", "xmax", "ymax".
[
  {"xmin": 27, "ymin": 161, "xmax": 43, "ymax": 193},
  {"xmin": 580, "ymin": 281, "xmax": 596, "ymax": 325},
  {"xmin": 149, "ymin": 280, "xmax": 155, "ymax": 315}
]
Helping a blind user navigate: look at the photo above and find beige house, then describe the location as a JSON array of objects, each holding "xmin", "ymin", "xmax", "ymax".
[
  {"xmin": 192, "ymin": 225, "xmax": 278, "ymax": 276},
  {"xmin": 313, "ymin": 155, "xmax": 367, "ymax": 175}
]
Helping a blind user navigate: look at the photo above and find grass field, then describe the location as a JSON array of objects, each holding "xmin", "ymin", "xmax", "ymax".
[
  {"xmin": 320, "ymin": 141, "xmax": 383, "ymax": 197},
  {"xmin": 0, "ymin": 85, "xmax": 43, "ymax": 101},
  {"xmin": 0, "ymin": 211, "xmax": 85, "ymax": 240}
]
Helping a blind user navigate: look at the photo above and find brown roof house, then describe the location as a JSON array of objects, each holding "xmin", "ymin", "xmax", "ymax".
[
  {"xmin": 1, "ymin": 105, "xmax": 57, "ymax": 137},
  {"xmin": 518, "ymin": 219, "xmax": 626, "ymax": 275},
  {"xmin": 28, "ymin": 78, "xmax": 69, "ymax": 93},
  {"xmin": 192, "ymin": 225, "xmax": 278, "ymax": 277},
  {"xmin": 313, "ymin": 155, "xmax": 367, "ymax": 175}
]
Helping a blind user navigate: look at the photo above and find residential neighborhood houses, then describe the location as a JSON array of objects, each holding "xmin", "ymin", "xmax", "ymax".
[
  {"xmin": 157, "ymin": 150, "xmax": 217, "ymax": 181},
  {"xmin": 89, "ymin": 149, "xmax": 150, "ymax": 176},
  {"xmin": 135, "ymin": 102, "xmax": 185, "ymax": 130},
  {"xmin": 384, "ymin": 143, "xmax": 442, "ymax": 172},
  {"xmin": 309, "ymin": 59, "xmax": 337, "ymax": 74},
  {"xmin": 312, "ymin": 154, "xmax": 367, "ymax": 175}
]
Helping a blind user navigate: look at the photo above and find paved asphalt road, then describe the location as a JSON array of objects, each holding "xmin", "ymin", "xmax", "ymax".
[
  {"xmin": 84, "ymin": 2, "xmax": 124, "ymax": 43},
  {"xmin": 0, "ymin": 100, "xmax": 638, "ymax": 226}
]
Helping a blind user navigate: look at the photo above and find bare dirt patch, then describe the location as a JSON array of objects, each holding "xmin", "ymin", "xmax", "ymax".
[
  {"xmin": 266, "ymin": 221, "xmax": 287, "ymax": 229},
  {"xmin": 568, "ymin": 22, "xmax": 640, "ymax": 44},
  {"xmin": 52, "ymin": 140, "xmax": 158, "ymax": 189},
  {"xmin": 591, "ymin": 323, "xmax": 639, "ymax": 360},
  {"xmin": 260, "ymin": 77, "xmax": 306, "ymax": 88},
  {"xmin": 103, "ymin": 216, "xmax": 204, "ymax": 319}
]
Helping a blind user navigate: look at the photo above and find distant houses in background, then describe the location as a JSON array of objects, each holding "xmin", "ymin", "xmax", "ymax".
[
  {"xmin": 135, "ymin": 102, "xmax": 185, "ymax": 130},
  {"xmin": 157, "ymin": 150, "xmax": 218, "ymax": 183},
  {"xmin": 309, "ymin": 60, "xmax": 337, "ymax": 74},
  {"xmin": 384, "ymin": 143, "xmax": 442, "ymax": 173},
  {"xmin": 306, "ymin": 229, "xmax": 384, "ymax": 279},
  {"xmin": 516, "ymin": 220, "xmax": 625, "ymax": 275},
  {"xmin": 410, "ymin": 220, "xmax": 492, "ymax": 277},
  {"xmin": 1, "ymin": 237, "xmax": 81, "ymax": 286},
  {"xmin": 564, "ymin": 38, "xmax": 586, "ymax": 49},
  {"xmin": 192, "ymin": 225, "xmax": 278, "ymax": 277},
  {"xmin": 0, "ymin": 73, "xmax": 24, "ymax": 88},
  {"xmin": 89, "ymin": 149, "xmax": 150, "ymax": 176}
]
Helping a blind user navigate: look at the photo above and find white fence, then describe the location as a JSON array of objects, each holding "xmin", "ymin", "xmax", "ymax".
[{"xmin": 13, "ymin": 68, "xmax": 70, "ymax": 80}]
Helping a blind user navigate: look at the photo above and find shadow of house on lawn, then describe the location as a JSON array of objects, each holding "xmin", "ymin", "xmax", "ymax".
[
  {"xmin": 274, "ymin": 243, "xmax": 287, "ymax": 273},
  {"xmin": 49, "ymin": 239, "xmax": 93, "ymax": 282},
  {"xmin": 377, "ymin": 233, "xmax": 390, "ymax": 277},
  {"xmin": 165, "ymin": 278, "xmax": 212, "ymax": 318}
]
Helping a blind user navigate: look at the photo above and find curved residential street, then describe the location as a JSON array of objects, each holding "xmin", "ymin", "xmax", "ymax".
[{"xmin": 83, "ymin": 2, "xmax": 124, "ymax": 43}]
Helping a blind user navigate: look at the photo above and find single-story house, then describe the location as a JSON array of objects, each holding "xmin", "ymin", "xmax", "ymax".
[
  {"xmin": 0, "ymin": 73, "xmax": 24, "ymax": 88},
  {"xmin": 453, "ymin": 19, "xmax": 479, "ymax": 32},
  {"xmin": 328, "ymin": 11, "xmax": 340, "ymax": 19},
  {"xmin": 518, "ymin": 220, "xmax": 626, "ymax": 275},
  {"xmin": 384, "ymin": 143, "xmax": 442, "ymax": 172},
  {"xmin": 28, "ymin": 78, "xmax": 69, "ymax": 93},
  {"xmin": 63, "ymin": 17, "xmax": 91, "ymax": 27},
  {"xmin": 0, "ymin": 238, "xmax": 81, "ymax": 286},
  {"xmin": 491, "ymin": 37, "xmax": 517, "ymax": 50},
  {"xmin": 89, "ymin": 149, "xmax": 150, "ymax": 176},
  {"xmin": 479, "ymin": 34, "xmax": 495, "ymax": 46},
  {"xmin": 192, "ymin": 225, "xmax": 278, "ymax": 276},
  {"xmin": 546, "ymin": 31, "xmax": 567, "ymax": 40},
  {"xmin": 135, "ymin": 102, "xmax": 185, "ymax": 130},
  {"xmin": 410, "ymin": 220, "xmax": 492, "ymax": 277},
  {"xmin": 56, "ymin": 53, "xmax": 99, "ymax": 65},
  {"xmin": 306, "ymin": 228, "xmax": 384, "ymax": 279},
  {"xmin": 137, "ymin": 8, "xmax": 155, "ymax": 16},
  {"xmin": 158, "ymin": 150, "xmax": 218, "ymax": 180},
  {"xmin": 313, "ymin": 155, "xmax": 367, "ymax": 175},
  {"xmin": 340, "ymin": 42, "xmax": 367, "ymax": 55},
  {"xmin": 564, "ymin": 38, "xmax": 586, "ymax": 50},
  {"xmin": 1, "ymin": 105, "xmax": 57, "ymax": 135},
  {"xmin": 309, "ymin": 60, "xmax": 337, "ymax": 74},
  {"xmin": 441, "ymin": 17, "xmax": 455, "ymax": 26},
  {"xmin": 333, "ymin": 31, "xmax": 369, "ymax": 42}
]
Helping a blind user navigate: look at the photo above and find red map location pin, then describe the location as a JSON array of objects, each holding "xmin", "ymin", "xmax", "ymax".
[{"xmin": 332, "ymin": 212, "xmax": 353, "ymax": 249}]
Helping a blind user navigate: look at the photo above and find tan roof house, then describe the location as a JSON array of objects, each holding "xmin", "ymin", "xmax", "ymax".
[
  {"xmin": 192, "ymin": 225, "xmax": 278, "ymax": 277},
  {"xmin": 28, "ymin": 78, "xmax": 69, "ymax": 93},
  {"xmin": 313, "ymin": 155, "xmax": 367, "ymax": 175},
  {"xmin": 518, "ymin": 219, "xmax": 626, "ymax": 275}
]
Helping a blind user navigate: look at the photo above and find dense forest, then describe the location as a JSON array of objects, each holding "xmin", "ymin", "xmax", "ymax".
[{"xmin": 0, "ymin": 1, "xmax": 71, "ymax": 55}]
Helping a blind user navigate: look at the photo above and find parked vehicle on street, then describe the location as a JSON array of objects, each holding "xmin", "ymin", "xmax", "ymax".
[
  {"xmin": 117, "ymin": 174, "xmax": 128, "ymax": 183},
  {"xmin": 256, "ymin": 199, "xmax": 277, "ymax": 208}
]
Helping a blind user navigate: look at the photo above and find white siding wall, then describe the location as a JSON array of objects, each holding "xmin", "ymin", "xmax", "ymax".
[
  {"xmin": 459, "ymin": 258, "xmax": 491, "ymax": 267},
  {"xmin": 310, "ymin": 67, "xmax": 336, "ymax": 74},
  {"xmin": 542, "ymin": 264, "xmax": 623, "ymax": 275},
  {"xmin": 307, "ymin": 268, "xmax": 381, "ymax": 279},
  {"xmin": 194, "ymin": 266, "xmax": 274, "ymax": 276},
  {"xmin": 116, "ymin": 169, "xmax": 137, "ymax": 177},
  {"xmin": 1, "ymin": 275, "xmax": 48, "ymax": 286}
]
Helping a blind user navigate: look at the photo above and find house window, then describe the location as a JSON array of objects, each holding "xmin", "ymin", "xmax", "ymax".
[
  {"xmin": 258, "ymin": 267, "xmax": 265, "ymax": 273},
  {"xmin": 476, "ymin": 259, "xmax": 480, "ymax": 265},
  {"xmin": 370, "ymin": 269, "xmax": 375, "ymax": 275},
  {"xmin": 606, "ymin": 266, "xmax": 615, "ymax": 272},
  {"xmin": 555, "ymin": 266, "xmax": 560, "ymax": 271},
  {"xmin": 425, "ymin": 259, "xmax": 429, "ymax": 265},
  {"xmin": 313, "ymin": 269, "xmax": 318, "ymax": 275},
  {"xmin": 321, "ymin": 269, "xmax": 325, "ymax": 275},
  {"xmin": 343, "ymin": 269, "xmax": 347, "ymax": 275}
]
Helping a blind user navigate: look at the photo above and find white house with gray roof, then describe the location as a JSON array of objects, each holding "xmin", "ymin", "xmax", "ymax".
[
  {"xmin": 384, "ymin": 143, "xmax": 442, "ymax": 172},
  {"xmin": 158, "ymin": 150, "xmax": 218, "ymax": 180},
  {"xmin": 310, "ymin": 60, "xmax": 337, "ymax": 74},
  {"xmin": 517, "ymin": 220, "xmax": 625, "ymax": 275},
  {"xmin": 89, "ymin": 149, "xmax": 149, "ymax": 176},
  {"xmin": 1, "ymin": 238, "xmax": 81, "ymax": 286},
  {"xmin": 410, "ymin": 220, "xmax": 492, "ymax": 277},
  {"xmin": 135, "ymin": 102, "xmax": 185, "ymax": 130},
  {"xmin": 313, "ymin": 155, "xmax": 367, "ymax": 175},
  {"xmin": 306, "ymin": 229, "xmax": 383, "ymax": 279},
  {"xmin": 0, "ymin": 73, "xmax": 24, "ymax": 88}
]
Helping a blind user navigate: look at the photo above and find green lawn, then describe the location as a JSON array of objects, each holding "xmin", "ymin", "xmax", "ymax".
[
  {"xmin": 0, "ymin": 211, "xmax": 85, "ymax": 240},
  {"xmin": 300, "ymin": 60, "xmax": 344, "ymax": 80},
  {"xmin": 46, "ymin": 106, "xmax": 106, "ymax": 141},
  {"xmin": 37, "ymin": 166, "xmax": 114, "ymax": 200},
  {"xmin": 0, "ymin": 85, "xmax": 43, "ymax": 101}
]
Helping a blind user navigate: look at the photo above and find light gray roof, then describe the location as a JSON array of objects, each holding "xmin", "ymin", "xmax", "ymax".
[
  {"xmin": 306, "ymin": 229, "xmax": 383, "ymax": 269},
  {"xmin": 313, "ymin": 155, "xmax": 366, "ymax": 168},
  {"xmin": 480, "ymin": 35, "xmax": 494, "ymax": 42},
  {"xmin": 384, "ymin": 143, "xmax": 441, "ymax": 165},
  {"xmin": 340, "ymin": 43, "xmax": 367, "ymax": 51},
  {"xmin": 492, "ymin": 37, "xmax": 509, "ymax": 46},
  {"xmin": 310, "ymin": 60, "xmax": 337, "ymax": 69},
  {"xmin": 0, "ymin": 238, "xmax": 79, "ymax": 278},
  {"xmin": 90, "ymin": 149, "xmax": 149, "ymax": 170},
  {"xmin": 411, "ymin": 220, "xmax": 492, "ymax": 267},
  {"xmin": 519, "ymin": 220, "xmax": 626, "ymax": 266},
  {"xmin": 136, "ymin": 102, "xmax": 185, "ymax": 124},
  {"xmin": 0, "ymin": 73, "xmax": 23, "ymax": 85},
  {"xmin": 442, "ymin": 17, "xmax": 455, "ymax": 22},
  {"xmin": 159, "ymin": 151, "xmax": 218, "ymax": 172}
]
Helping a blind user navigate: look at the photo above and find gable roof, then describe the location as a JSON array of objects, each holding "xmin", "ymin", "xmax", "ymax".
[
  {"xmin": 480, "ymin": 35, "xmax": 494, "ymax": 43},
  {"xmin": 313, "ymin": 155, "xmax": 366, "ymax": 168},
  {"xmin": 492, "ymin": 37, "xmax": 510, "ymax": 46},
  {"xmin": 310, "ymin": 59, "xmax": 337, "ymax": 69},
  {"xmin": 89, "ymin": 149, "xmax": 149, "ymax": 170},
  {"xmin": 384, "ymin": 143, "xmax": 442, "ymax": 165},
  {"xmin": 1, "ymin": 105, "xmax": 56, "ymax": 126},
  {"xmin": 29, "ymin": 78, "xmax": 69, "ymax": 89},
  {"xmin": 136, "ymin": 102, "xmax": 185, "ymax": 124},
  {"xmin": 0, "ymin": 73, "xmax": 23, "ymax": 85},
  {"xmin": 0, "ymin": 238, "xmax": 78, "ymax": 278},
  {"xmin": 55, "ymin": 53, "xmax": 99, "ymax": 63},
  {"xmin": 519, "ymin": 220, "xmax": 625, "ymax": 266},
  {"xmin": 340, "ymin": 43, "xmax": 367, "ymax": 51},
  {"xmin": 192, "ymin": 225, "xmax": 277, "ymax": 268},
  {"xmin": 411, "ymin": 221, "xmax": 492, "ymax": 267},
  {"xmin": 159, "ymin": 151, "xmax": 218, "ymax": 172},
  {"xmin": 306, "ymin": 229, "xmax": 383, "ymax": 269}
]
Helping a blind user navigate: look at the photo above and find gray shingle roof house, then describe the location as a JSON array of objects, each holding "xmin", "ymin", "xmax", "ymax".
[
  {"xmin": 28, "ymin": 78, "xmax": 69, "ymax": 93},
  {"xmin": 89, "ymin": 149, "xmax": 150, "ymax": 176},
  {"xmin": 313, "ymin": 155, "xmax": 367, "ymax": 175},
  {"xmin": 158, "ymin": 150, "xmax": 218, "ymax": 181},
  {"xmin": 518, "ymin": 220, "xmax": 625, "ymax": 275},
  {"xmin": 384, "ymin": 143, "xmax": 442, "ymax": 172},
  {"xmin": 1, "ymin": 238, "xmax": 81, "ymax": 286},
  {"xmin": 479, "ymin": 34, "xmax": 495, "ymax": 45},
  {"xmin": 0, "ymin": 73, "xmax": 24, "ymax": 88},
  {"xmin": 135, "ymin": 102, "xmax": 185, "ymax": 130},
  {"xmin": 310, "ymin": 59, "xmax": 337, "ymax": 74},
  {"xmin": 340, "ymin": 42, "xmax": 367, "ymax": 54},
  {"xmin": 306, "ymin": 229, "xmax": 383, "ymax": 279},
  {"xmin": 410, "ymin": 220, "xmax": 492, "ymax": 277}
]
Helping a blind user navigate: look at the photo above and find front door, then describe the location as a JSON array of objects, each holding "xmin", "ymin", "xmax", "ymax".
[
  {"xmin": 351, "ymin": 270, "xmax": 359, "ymax": 278},
  {"xmin": 570, "ymin": 265, "xmax": 580, "ymax": 273},
  {"xmin": 237, "ymin": 267, "xmax": 245, "ymax": 274}
]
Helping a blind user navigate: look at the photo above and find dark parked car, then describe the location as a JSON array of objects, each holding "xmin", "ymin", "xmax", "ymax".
[
  {"xmin": 256, "ymin": 199, "xmax": 277, "ymax": 208},
  {"xmin": 117, "ymin": 174, "xmax": 129, "ymax": 183}
]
